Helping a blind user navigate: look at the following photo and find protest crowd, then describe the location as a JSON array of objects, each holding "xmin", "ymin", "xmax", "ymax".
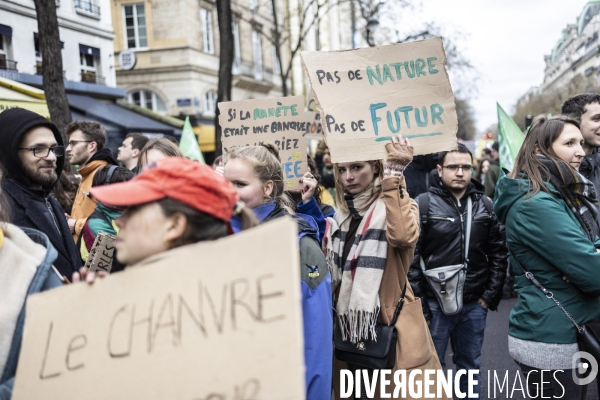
[{"xmin": 3, "ymin": 44, "xmax": 600, "ymax": 400}]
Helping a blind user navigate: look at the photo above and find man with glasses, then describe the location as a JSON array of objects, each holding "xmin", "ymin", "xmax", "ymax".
[
  {"xmin": 65, "ymin": 120, "xmax": 118, "ymax": 242},
  {"xmin": 0, "ymin": 108, "xmax": 80, "ymax": 279},
  {"xmin": 408, "ymin": 143, "xmax": 507, "ymax": 398}
]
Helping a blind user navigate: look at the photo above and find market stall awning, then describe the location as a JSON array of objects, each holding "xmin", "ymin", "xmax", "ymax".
[
  {"xmin": 193, "ymin": 125, "xmax": 215, "ymax": 152},
  {"xmin": 0, "ymin": 76, "xmax": 49, "ymax": 118}
]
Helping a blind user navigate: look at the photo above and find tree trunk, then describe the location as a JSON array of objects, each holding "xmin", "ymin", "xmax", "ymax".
[
  {"xmin": 214, "ymin": 0, "xmax": 234, "ymax": 158},
  {"xmin": 271, "ymin": 0, "xmax": 288, "ymax": 96},
  {"xmin": 32, "ymin": 0, "xmax": 72, "ymax": 140}
]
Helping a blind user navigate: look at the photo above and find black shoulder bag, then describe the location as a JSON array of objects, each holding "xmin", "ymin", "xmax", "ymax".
[
  {"xmin": 334, "ymin": 282, "xmax": 407, "ymax": 370},
  {"xmin": 508, "ymin": 244, "xmax": 600, "ymax": 362}
]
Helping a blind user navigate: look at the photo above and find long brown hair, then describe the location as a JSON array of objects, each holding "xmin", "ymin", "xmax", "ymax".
[
  {"xmin": 508, "ymin": 114, "xmax": 581, "ymax": 197},
  {"xmin": 333, "ymin": 160, "xmax": 384, "ymax": 211}
]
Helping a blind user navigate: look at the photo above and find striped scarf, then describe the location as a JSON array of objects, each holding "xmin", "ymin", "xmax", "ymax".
[{"xmin": 324, "ymin": 181, "xmax": 388, "ymax": 343}]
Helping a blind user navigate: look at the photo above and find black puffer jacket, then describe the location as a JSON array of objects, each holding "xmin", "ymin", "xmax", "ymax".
[{"xmin": 408, "ymin": 176, "xmax": 507, "ymax": 320}]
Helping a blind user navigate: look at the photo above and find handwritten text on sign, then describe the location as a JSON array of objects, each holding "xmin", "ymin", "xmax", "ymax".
[
  {"xmin": 12, "ymin": 218, "xmax": 305, "ymax": 400},
  {"xmin": 301, "ymin": 38, "xmax": 458, "ymax": 162},
  {"xmin": 219, "ymin": 96, "xmax": 307, "ymax": 190}
]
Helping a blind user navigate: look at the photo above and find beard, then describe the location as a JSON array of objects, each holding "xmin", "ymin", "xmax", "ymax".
[{"xmin": 22, "ymin": 160, "xmax": 58, "ymax": 188}]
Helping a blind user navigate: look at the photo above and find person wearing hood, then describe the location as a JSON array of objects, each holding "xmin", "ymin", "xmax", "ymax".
[
  {"xmin": 65, "ymin": 120, "xmax": 118, "ymax": 242},
  {"xmin": 223, "ymin": 142, "xmax": 333, "ymax": 400},
  {"xmin": 495, "ymin": 115, "xmax": 600, "ymax": 398},
  {"xmin": 0, "ymin": 108, "xmax": 80, "ymax": 279},
  {"xmin": 0, "ymin": 165, "xmax": 63, "ymax": 400},
  {"xmin": 408, "ymin": 143, "xmax": 507, "ymax": 398}
]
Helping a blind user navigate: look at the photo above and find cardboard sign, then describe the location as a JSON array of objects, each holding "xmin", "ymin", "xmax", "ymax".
[
  {"xmin": 13, "ymin": 218, "xmax": 305, "ymax": 400},
  {"xmin": 304, "ymin": 111, "xmax": 323, "ymax": 140},
  {"xmin": 218, "ymin": 96, "xmax": 307, "ymax": 190},
  {"xmin": 301, "ymin": 37, "xmax": 458, "ymax": 162},
  {"xmin": 84, "ymin": 232, "xmax": 116, "ymax": 274}
]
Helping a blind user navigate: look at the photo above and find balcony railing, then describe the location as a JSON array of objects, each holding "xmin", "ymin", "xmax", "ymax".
[
  {"xmin": 81, "ymin": 71, "xmax": 105, "ymax": 85},
  {"xmin": 0, "ymin": 59, "xmax": 18, "ymax": 71},
  {"xmin": 74, "ymin": 0, "xmax": 100, "ymax": 16}
]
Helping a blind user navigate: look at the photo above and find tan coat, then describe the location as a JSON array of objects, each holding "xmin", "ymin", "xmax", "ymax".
[
  {"xmin": 332, "ymin": 176, "xmax": 450, "ymax": 400},
  {"xmin": 71, "ymin": 159, "xmax": 107, "ymax": 242}
]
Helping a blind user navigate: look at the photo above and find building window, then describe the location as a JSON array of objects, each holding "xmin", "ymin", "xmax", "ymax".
[
  {"xmin": 0, "ymin": 35, "xmax": 14, "ymax": 71},
  {"xmin": 204, "ymin": 90, "xmax": 218, "ymax": 116},
  {"xmin": 129, "ymin": 90, "xmax": 167, "ymax": 113},
  {"xmin": 123, "ymin": 4, "xmax": 148, "ymax": 49},
  {"xmin": 33, "ymin": 34, "xmax": 43, "ymax": 74},
  {"xmin": 252, "ymin": 30, "xmax": 262, "ymax": 80},
  {"xmin": 80, "ymin": 53, "xmax": 96, "ymax": 81},
  {"xmin": 232, "ymin": 22, "xmax": 241, "ymax": 72},
  {"xmin": 79, "ymin": 45, "xmax": 104, "ymax": 84},
  {"xmin": 200, "ymin": 8, "xmax": 214, "ymax": 54},
  {"xmin": 272, "ymin": 44, "xmax": 280, "ymax": 75}
]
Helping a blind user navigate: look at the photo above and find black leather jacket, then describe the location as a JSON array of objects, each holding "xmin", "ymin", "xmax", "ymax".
[{"xmin": 408, "ymin": 177, "xmax": 507, "ymax": 320}]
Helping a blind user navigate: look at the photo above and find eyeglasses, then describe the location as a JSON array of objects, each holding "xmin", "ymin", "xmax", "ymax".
[
  {"xmin": 67, "ymin": 140, "xmax": 93, "ymax": 147},
  {"xmin": 442, "ymin": 164, "xmax": 472, "ymax": 172},
  {"xmin": 18, "ymin": 145, "xmax": 65, "ymax": 158}
]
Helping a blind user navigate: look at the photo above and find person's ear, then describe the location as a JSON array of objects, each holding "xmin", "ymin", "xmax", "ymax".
[
  {"xmin": 534, "ymin": 145, "xmax": 541, "ymax": 155},
  {"xmin": 164, "ymin": 213, "xmax": 187, "ymax": 244},
  {"xmin": 132, "ymin": 149, "xmax": 140, "ymax": 158},
  {"xmin": 263, "ymin": 180, "xmax": 274, "ymax": 198},
  {"xmin": 437, "ymin": 164, "xmax": 443, "ymax": 177},
  {"xmin": 89, "ymin": 141, "xmax": 98, "ymax": 153}
]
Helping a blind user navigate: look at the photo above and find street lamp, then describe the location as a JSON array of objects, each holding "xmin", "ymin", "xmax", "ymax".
[{"xmin": 366, "ymin": 18, "xmax": 380, "ymax": 47}]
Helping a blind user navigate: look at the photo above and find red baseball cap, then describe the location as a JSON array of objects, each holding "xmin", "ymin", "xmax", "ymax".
[{"xmin": 90, "ymin": 157, "xmax": 238, "ymax": 223}]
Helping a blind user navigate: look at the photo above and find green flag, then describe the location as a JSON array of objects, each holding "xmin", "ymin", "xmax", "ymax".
[
  {"xmin": 179, "ymin": 116, "xmax": 205, "ymax": 164},
  {"xmin": 497, "ymin": 103, "xmax": 524, "ymax": 171}
]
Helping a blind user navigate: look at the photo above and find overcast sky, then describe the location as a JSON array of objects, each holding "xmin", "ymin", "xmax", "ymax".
[{"xmin": 404, "ymin": 0, "xmax": 591, "ymax": 133}]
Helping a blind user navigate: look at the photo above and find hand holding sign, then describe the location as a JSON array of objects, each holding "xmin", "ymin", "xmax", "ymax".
[{"xmin": 384, "ymin": 136, "xmax": 413, "ymax": 178}]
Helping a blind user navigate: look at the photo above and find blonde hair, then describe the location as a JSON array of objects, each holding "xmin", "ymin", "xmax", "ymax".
[
  {"xmin": 137, "ymin": 138, "xmax": 184, "ymax": 172},
  {"xmin": 224, "ymin": 142, "xmax": 294, "ymax": 213},
  {"xmin": 333, "ymin": 160, "xmax": 384, "ymax": 212}
]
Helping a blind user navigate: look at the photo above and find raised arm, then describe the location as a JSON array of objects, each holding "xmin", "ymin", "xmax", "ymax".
[{"xmin": 381, "ymin": 136, "xmax": 419, "ymax": 249}]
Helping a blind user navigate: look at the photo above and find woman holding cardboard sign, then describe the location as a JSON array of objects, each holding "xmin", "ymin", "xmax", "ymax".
[
  {"xmin": 223, "ymin": 143, "xmax": 333, "ymax": 400},
  {"xmin": 74, "ymin": 157, "xmax": 258, "ymax": 284},
  {"xmin": 323, "ymin": 136, "xmax": 448, "ymax": 399}
]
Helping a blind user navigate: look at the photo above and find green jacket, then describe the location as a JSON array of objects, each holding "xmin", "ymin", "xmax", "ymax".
[{"xmin": 494, "ymin": 174, "xmax": 600, "ymax": 344}]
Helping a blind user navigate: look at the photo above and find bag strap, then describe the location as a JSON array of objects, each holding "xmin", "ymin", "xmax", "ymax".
[
  {"xmin": 480, "ymin": 195, "xmax": 493, "ymax": 215},
  {"xmin": 464, "ymin": 197, "xmax": 473, "ymax": 263},
  {"xmin": 389, "ymin": 281, "xmax": 408, "ymax": 327},
  {"xmin": 507, "ymin": 243, "xmax": 583, "ymax": 332},
  {"xmin": 417, "ymin": 192, "xmax": 429, "ymax": 227}
]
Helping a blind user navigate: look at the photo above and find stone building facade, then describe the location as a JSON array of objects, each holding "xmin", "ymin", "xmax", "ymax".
[
  {"xmin": 543, "ymin": 0, "xmax": 600, "ymax": 91},
  {"xmin": 111, "ymin": 0, "xmax": 284, "ymax": 124}
]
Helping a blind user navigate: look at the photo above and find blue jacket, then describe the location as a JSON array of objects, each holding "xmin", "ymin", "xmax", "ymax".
[
  {"xmin": 0, "ymin": 227, "xmax": 63, "ymax": 400},
  {"xmin": 232, "ymin": 201, "xmax": 333, "ymax": 400},
  {"xmin": 297, "ymin": 197, "xmax": 335, "ymax": 243}
]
